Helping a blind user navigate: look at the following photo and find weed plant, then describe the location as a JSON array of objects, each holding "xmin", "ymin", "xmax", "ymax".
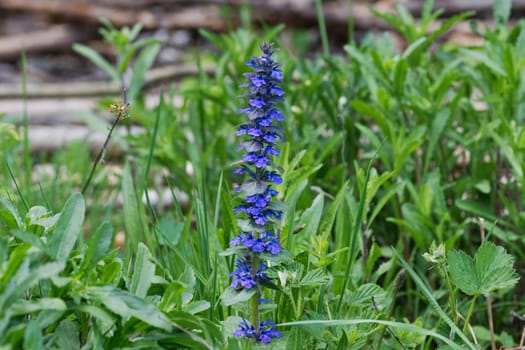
[{"xmin": 0, "ymin": 0, "xmax": 523, "ymax": 349}]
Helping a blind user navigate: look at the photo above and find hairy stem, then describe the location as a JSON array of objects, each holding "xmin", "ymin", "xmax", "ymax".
[{"xmin": 463, "ymin": 293, "xmax": 479, "ymax": 334}]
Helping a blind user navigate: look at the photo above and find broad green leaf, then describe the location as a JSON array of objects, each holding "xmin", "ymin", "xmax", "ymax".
[
  {"xmin": 455, "ymin": 199, "xmax": 498, "ymax": 222},
  {"xmin": 298, "ymin": 194, "xmax": 324, "ymax": 239},
  {"xmin": 220, "ymin": 287, "xmax": 256, "ymax": 307},
  {"xmin": 447, "ymin": 250, "xmax": 478, "ymax": 295},
  {"xmin": 11, "ymin": 298, "xmax": 66, "ymax": 316},
  {"xmin": 122, "ymin": 161, "xmax": 146, "ymax": 262},
  {"xmin": 393, "ymin": 249, "xmax": 476, "ymax": 349},
  {"xmin": 75, "ymin": 305, "xmax": 116, "ymax": 333},
  {"xmin": 1, "ymin": 259, "xmax": 65, "ymax": 310},
  {"xmin": 10, "ymin": 230, "xmax": 45, "ymax": 250},
  {"xmin": 129, "ymin": 243, "xmax": 156, "ymax": 299},
  {"xmin": 48, "ymin": 193, "xmax": 85, "ymax": 262},
  {"xmin": 72, "ymin": 43, "xmax": 120, "ymax": 82},
  {"xmin": 0, "ymin": 195, "xmax": 24, "ymax": 229},
  {"xmin": 23, "ymin": 320, "xmax": 43, "ymax": 350},
  {"xmin": 347, "ymin": 283, "xmax": 387, "ymax": 309},
  {"xmin": 448, "ymin": 241, "xmax": 519, "ymax": 296},
  {"xmin": 25, "ymin": 206, "xmax": 47, "ymax": 225},
  {"xmin": 55, "ymin": 319, "xmax": 80, "ymax": 350},
  {"xmin": 87, "ymin": 286, "xmax": 172, "ymax": 331},
  {"xmin": 494, "ymin": 0, "xmax": 511, "ymax": 28},
  {"xmin": 82, "ymin": 221, "xmax": 113, "ymax": 272},
  {"xmin": 182, "ymin": 300, "xmax": 210, "ymax": 315},
  {"xmin": 294, "ymin": 268, "xmax": 329, "ymax": 288}
]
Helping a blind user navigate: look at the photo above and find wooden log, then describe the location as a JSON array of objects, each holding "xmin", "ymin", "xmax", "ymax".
[
  {"xmin": 0, "ymin": 94, "xmax": 183, "ymax": 124},
  {"xmin": 0, "ymin": 0, "xmax": 471, "ymax": 33},
  {"xmin": 27, "ymin": 124, "xmax": 141, "ymax": 152},
  {"xmin": 0, "ymin": 24, "xmax": 82, "ymax": 59},
  {"xmin": 0, "ymin": 64, "xmax": 214, "ymax": 98}
]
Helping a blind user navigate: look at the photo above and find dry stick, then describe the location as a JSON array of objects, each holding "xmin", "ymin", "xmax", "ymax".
[
  {"xmin": 479, "ymin": 218, "xmax": 496, "ymax": 350},
  {"xmin": 81, "ymin": 88, "xmax": 128, "ymax": 195}
]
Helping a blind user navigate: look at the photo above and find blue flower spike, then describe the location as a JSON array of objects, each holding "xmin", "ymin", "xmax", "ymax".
[{"xmin": 228, "ymin": 42, "xmax": 284, "ymax": 343}]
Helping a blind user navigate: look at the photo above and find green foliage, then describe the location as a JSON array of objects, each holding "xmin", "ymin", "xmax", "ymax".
[
  {"xmin": 448, "ymin": 241, "xmax": 519, "ymax": 296},
  {"xmin": 0, "ymin": 194, "xmax": 217, "ymax": 349},
  {"xmin": 1, "ymin": 0, "xmax": 524, "ymax": 348}
]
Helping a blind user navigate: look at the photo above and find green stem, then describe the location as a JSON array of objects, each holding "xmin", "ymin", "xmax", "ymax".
[
  {"xmin": 442, "ymin": 268, "xmax": 458, "ymax": 325},
  {"xmin": 315, "ymin": 0, "xmax": 330, "ymax": 56},
  {"xmin": 250, "ymin": 252, "xmax": 260, "ymax": 333},
  {"xmin": 463, "ymin": 293, "xmax": 479, "ymax": 334}
]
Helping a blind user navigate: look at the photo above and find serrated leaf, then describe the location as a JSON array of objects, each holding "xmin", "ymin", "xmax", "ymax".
[
  {"xmin": 347, "ymin": 283, "xmax": 387, "ymax": 308},
  {"xmin": 475, "ymin": 241, "xmax": 519, "ymax": 294},
  {"xmin": 447, "ymin": 250, "xmax": 478, "ymax": 295},
  {"xmin": 448, "ymin": 241, "xmax": 519, "ymax": 296},
  {"xmin": 294, "ymin": 268, "xmax": 329, "ymax": 288}
]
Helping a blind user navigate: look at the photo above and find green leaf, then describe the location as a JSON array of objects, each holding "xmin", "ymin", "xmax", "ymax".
[
  {"xmin": 280, "ymin": 319, "xmax": 467, "ymax": 350},
  {"xmin": 48, "ymin": 193, "xmax": 85, "ymax": 262},
  {"xmin": 494, "ymin": 0, "xmax": 511, "ymax": 29},
  {"xmin": 347, "ymin": 283, "xmax": 387, "ymax": 308},
  {"xmin": 1, "ymin": 259, "xmax": 65, "ymax": 310},
  {"xmin": 122, "ymin": 161, "xmax": 145, "ymax": 261},
  {"xmin": 0, "ymin": 195, "xmax": 24, "ymax": 229},
  {"xmin": 455, "ymin": 199, "xmax": 498, "ymax": 222},
  {"xmin": 11, "ymin": 298, "xmax": 66, "ymax": 316},
  {"xmin": 82, "ymin": 221, "xmax": 113, "ymax": 272},
  {"xmin": 54, "ymin": 319, "xmax": 80, "ymax": 350},
  {"xmin": 129, "ymin": 243, "xmax": 156, "ymax": 299},
  {"xmin": 87, "ymin": 286, "xmax": 172, "ymax": 331},
  {"xmin": 448, "ymin": 241, "xmax": 519, "ymax": 296},
  {"xmin": 72, "ymin": 43, "xmax": 119, "ymax": 82},
  {"xmin": 75, "ymin": 305, "xmax": 116, "ymax": 333},
  {"xmin": 392, "ymin": 249, "xmax": 476, "ymax": 349},
  {"xmin": 447, "ymin": 250, "xmax": 478, "ymax": 295},
  {"xmin": 461, "ymin": 49, "xmax": 507, "ymax": 77},
  {"xmin": 10, "ymin": 230, "xmax": 45, "ymax": 250},
  {"xmin": 23, "ymin": 320, "xmax": 43, "ymax": 350},
  {"xmin": 294, "ymin": 268, "xmax": 329, "ymax": 288},
  {"xmin": 182, "ymin": 300, "xmax": 210, "ymax": 315},
  {"xmin": 127, "ymin": 42, "xmax": 161, "ymax": 102},
  {"xmin": 220, "ymin": 287, "xmax": 256, "ymax": 307}
]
